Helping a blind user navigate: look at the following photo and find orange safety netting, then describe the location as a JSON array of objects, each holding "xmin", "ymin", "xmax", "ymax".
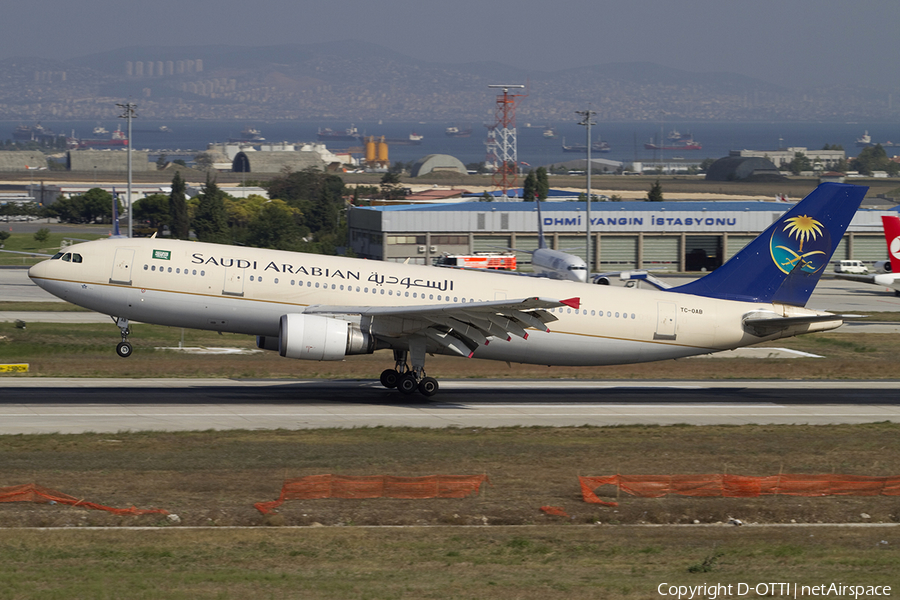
[
  {"xmin": 0, "ymin": 483, "xmax": 169, "ymax": 516},
  {"xmin": 255, "ymin": 474, "xmax": 489, "ymax": 514},
  {"xmin": 540, "ymin": 506, "xmax": 570, "ymax": 517},
  {"xmin": 580, "ymin": 474, "xmax": 900, "ymax": 506}
]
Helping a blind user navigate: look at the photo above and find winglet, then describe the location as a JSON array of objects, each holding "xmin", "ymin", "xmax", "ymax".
[{"xmin": 560, "ymin": 297, "xmax": 581, "ymax": 310}]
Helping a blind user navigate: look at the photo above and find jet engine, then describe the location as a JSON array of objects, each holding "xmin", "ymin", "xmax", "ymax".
[{"xmin": 256, "ymin": 314, "xmax": 375, "ymax": 361}]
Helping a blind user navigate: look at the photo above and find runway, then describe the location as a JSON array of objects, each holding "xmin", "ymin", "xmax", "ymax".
[{"xmin": 1, "ymin": 379, "xmax": 899, "ymax": 434}]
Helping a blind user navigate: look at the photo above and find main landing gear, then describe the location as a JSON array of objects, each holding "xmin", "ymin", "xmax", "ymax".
[
  {"xmin": 114, "ymin": 316, "xmax": 133, "ymax": 358},
  {"xmin": 379, "ymin": 348, "xmax": 439, "ymax": 397}
]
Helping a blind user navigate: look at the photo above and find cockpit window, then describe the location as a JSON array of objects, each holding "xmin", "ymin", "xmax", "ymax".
[
  {"xmin": 568, "ymin": 265, "xmax": 587, "ymax": 271},
  {"xmin": 51, "ymin": 252, "xmax": 64, "ymax": 260},
  {"xmin": 61, "ymin": 253, "xmax": 71, "ymax": 262},
  {"xmin": 72, "ymin": 254, "xmax": 83, "ymax": 263}
]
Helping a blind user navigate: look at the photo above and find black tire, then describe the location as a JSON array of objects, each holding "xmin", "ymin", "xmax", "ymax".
[
  {"xmin": 116, "ymin": 341, "xmax": 133, "ymax": 358},
  {"xmin": 380, "ymin": 369, "xmax": 399, "ymax": 388},
  {"xmin": 418, "ymin": 377, "xmax": 439, "ymax": 397},
  {"xmin": 397, "ymin": 373, "xmax": 419, "ymax": 395}
]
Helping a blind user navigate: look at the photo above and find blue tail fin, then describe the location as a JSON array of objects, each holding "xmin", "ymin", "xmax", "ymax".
[
  {"xmin": 669, "ymin": 182, "xmax": 867, "ymax": 306},
  {"xmin": 536, "ymin": 197, "xmax": 547, "ymax": 250}
]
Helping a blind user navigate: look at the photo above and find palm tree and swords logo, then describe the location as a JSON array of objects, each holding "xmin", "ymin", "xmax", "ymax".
[{"xmin": 770, "ymin": 214, "xmax": 830, "ymax": 275}]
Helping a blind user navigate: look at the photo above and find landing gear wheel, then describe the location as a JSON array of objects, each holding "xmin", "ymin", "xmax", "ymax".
[
  {"xmin": 115, "ymin": 341, "xmax": 133, "ymax": 358},
  {"xmin": 397, "ymin": 373, "xmax": 419, "ymax": 395},
  {"xmin": 418, "ymin": 377, "xmax": 439, "ymax": 397},
  {"xmin": 380, "ymin": 369, "xmax": 400, "ymax": 389}
]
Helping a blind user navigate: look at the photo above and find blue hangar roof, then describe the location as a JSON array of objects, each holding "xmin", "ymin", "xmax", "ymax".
[{"xmin": 361, "ymin": 200, "xmax": 801, "ymax": 213}]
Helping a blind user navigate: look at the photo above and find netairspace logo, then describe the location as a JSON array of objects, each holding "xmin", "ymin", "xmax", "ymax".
[{"xmin": 657, "ymin": 582, "xmax": 892, "ymax": 599}]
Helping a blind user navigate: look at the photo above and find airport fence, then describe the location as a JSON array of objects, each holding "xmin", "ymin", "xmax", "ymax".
[
  {"xmin": 580, "ymin": 474, "xmax": 900, "ymax": 506},
  {"xmin": 0, "ymin": 483, "xmax": 170, "ymax": 516},
  {"xmin": 255, "ymin": 474, "xmax": 490, "ymax": 514}
]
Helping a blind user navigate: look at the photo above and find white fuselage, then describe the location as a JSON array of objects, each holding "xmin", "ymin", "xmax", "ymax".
[{"xmin": 28, "ymin": 238, "xmax": 828, "ymax": 367}]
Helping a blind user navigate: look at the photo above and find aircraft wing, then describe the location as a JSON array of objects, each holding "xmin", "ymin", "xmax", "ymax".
[
  {"xmin": 435, "ymin": 263, "xmax": 555, "ymax": 278},
  {"xmin": 592, "ymin": 270, "xmax": 673, "ymax": 290},
  {"xmin": 304, "ymin": 296, "xmax": 580, "ymax": 357},
  {"xmin": 834, "ymin": 273, "xmax": 877, "ymax": 285},
  {"xmin": 0, "ymin": 249, "xmax": 54, "ymax": 257}
]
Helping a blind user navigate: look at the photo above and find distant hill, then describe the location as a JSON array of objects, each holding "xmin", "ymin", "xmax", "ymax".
[{"xmin": 0, "ymin": 41, "xmax": 894, "ymax": 122}]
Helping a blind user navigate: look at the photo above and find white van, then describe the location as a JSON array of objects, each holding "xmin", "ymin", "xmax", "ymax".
[{"xmin": 834, "ymin": 260, "xmax": 868, "ymax": 274}]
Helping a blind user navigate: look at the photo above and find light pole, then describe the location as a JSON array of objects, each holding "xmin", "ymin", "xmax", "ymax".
[
  {"xmin": 117, "ymin": 102, "xmax": 137, "ymax": 238},
  {"xmin": 576, "ymin": 108, "xmax": 596, "ymax": 272}
]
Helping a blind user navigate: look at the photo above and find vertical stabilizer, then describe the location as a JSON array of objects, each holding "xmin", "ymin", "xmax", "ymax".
[
  {"xmin": 881, "ymin": 215, "xmax": 900, "ymax": 274},
  {"xmin": 111, "ymin": 188, "xmax": 121, "ymax": 237},
  {"xmin": 535, "ymin": 197, "xmax": 547, "ymax": 250},
  {"xmin": 670, "ymin": 183, "xmax": 867, "ymax": 306}
]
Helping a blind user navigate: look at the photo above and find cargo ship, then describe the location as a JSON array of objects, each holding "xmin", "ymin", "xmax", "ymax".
[
  {"xmin": 76, "ymin": 125, "xmax": 128, "ymax": 148},
  {"xmin": 12, "ymin": 123, "xmax": 60, "ymax": 143},
  {"xmin": 228, "ymin": 126, "xmax": 265, "ymax": 143},
  {"xmin": 383, "ymin": 132, "xmax": 423, "ymax": 145},
  {"xmin": 317, "ymin": 126, "xmax": 362, "ymax": 142},
  {"xmin": 561, "ymin": 137, "xmax": 611, "ymax": 153},
  {"xmin": 644, "ymin": 137, "xmax": 702, "ymax": 151},
  {"xmin": 445, "ymin": 125, "xmax": 472, "ymax": 138}
]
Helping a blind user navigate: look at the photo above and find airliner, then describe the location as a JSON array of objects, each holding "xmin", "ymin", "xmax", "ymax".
[
  {"xmin": 834, "ymin": 214, "xmax": 900, "ymax": 296},
  {"xmin": 27, "ymin": 183, "xmax": 866, "ymax": 397},
  {"xmin": 514, "ymin": 198, "xmax": 589, "ymax": 282},
  {"xmin": 498, "ymin": 198, "xmax": 670, "ymax": 289}
]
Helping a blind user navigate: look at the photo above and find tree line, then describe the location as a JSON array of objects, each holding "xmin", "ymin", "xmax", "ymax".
[{"xmin": 34, "ymin": 168, "xmax": 350, "ymax": 254}]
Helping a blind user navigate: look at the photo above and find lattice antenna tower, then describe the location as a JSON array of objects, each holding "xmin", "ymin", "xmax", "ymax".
[{"xmin": 487, "ymin": 84, "xmax": 526, "ymax": 200}]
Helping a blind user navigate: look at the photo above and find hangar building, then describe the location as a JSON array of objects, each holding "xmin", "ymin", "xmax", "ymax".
[{"xmin": 348, "ymin": 200, "xmax": 895, "ymax": 272}]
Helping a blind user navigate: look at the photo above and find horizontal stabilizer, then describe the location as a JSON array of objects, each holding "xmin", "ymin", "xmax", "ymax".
[{"xmin": 742, "ymin": 313, "xmax": 846, "ymax": 337}]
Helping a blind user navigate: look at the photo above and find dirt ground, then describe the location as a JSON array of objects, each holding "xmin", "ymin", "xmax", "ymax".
[{"xmin": 1, "ymin": 425, "xmax": 899, "ymax": 528}]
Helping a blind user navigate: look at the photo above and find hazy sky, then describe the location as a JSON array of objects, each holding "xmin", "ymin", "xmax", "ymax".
[{"xmin": 3, "ymin": 0, "xmax": 898, "ymax": 89}]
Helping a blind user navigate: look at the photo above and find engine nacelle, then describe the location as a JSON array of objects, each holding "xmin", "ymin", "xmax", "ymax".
[
  {"xmin": 276, "ymin": 314, "xmax": 374, "ymax": 361},
  {"xmin": 875, "ymin": 260, "xmax": 892, "ymax": 274}
]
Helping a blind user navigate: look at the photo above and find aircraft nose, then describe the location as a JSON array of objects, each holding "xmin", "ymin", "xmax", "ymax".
[{"xmin": 28, "ymin": 259, "xmax": 51, "ymax": 286}]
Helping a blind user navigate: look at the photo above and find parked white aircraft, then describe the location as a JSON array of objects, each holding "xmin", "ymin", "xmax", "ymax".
[
  {"xmin": 494, "ymin": 196, "xmax": 589, "ymax": 282},
  {"xmin": 28, "ymin": 183, "xmax": 866, "ymax": 396},
  {"xmin": 834, "ymin": 215, "xmax": 900, "ymax": 296}
]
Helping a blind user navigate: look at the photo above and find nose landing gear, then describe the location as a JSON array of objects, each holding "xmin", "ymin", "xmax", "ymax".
[{"xmin": 114, "ymin": 316, "xmax": 133, "ymax": 358}]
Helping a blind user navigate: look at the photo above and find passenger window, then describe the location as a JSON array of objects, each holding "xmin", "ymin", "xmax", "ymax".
[
  {"xmin": 274, "ymin": 278, "xmax": 279, "ymax": 284},
  {"xmin": 201, "ymin": 271, "xmax": 205, "ymax": 276}
]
